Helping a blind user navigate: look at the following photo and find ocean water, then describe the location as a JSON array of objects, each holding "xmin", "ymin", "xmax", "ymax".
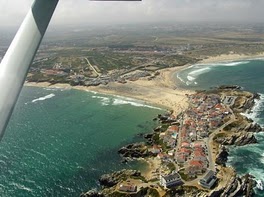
[
  {"xmin": 0, "ymin": 87, "xmax": 163, "ymax": 196},
  {"xmin": 176, "ymin": 59, "xmax": 264, "ymax": 196}
]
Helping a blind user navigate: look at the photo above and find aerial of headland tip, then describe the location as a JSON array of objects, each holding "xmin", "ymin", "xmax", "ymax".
[
  {"xmin": 76, "ymin": 86, "xmax": 263, "ymax": 197},
  {"xmin": 2, "ymin": 15, "xmax": 264, "ymax": 197}
]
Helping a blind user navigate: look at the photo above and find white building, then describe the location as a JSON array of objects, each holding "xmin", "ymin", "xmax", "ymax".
[{"xmin": 160, "ymin": 172, "xmax": 183, "ymax": 188}]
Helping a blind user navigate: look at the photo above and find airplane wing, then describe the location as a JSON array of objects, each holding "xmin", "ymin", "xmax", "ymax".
[{"xmin": 0, "ymin": 0, "xmax": 59, "ymax": 140}]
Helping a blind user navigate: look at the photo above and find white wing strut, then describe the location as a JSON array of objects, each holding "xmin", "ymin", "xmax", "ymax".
[{"xmin": 0, "ymin": 0, "xmax": 59, "ymax": 140}]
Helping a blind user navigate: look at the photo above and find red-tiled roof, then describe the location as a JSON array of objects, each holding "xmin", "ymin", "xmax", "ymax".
[
  {"xmin": 181, "ymin": 142, "xmax": 190, "ymax": 147},
  {"xmin": 189, "ymin": 160, "xmax": 203, "ymax": 167},
  {"xmin": 194, "ymin": 150, "xmax": 206, "ymax": 157},
  {"xmin": 179, "ymin": 148, "xmax": 191, "ymax": 153}
]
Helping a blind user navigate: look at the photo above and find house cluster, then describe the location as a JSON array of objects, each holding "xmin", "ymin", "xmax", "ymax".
[
  {"xmin": 174, "ymin": 132, "xmax": 209, "ymax": 175},
  {"xmin": 40, "ymin": 69, "xmax": 68, "ymax": 77},
  {"xmin": 187, "ymin": 93, "xmax": 230, "ymax": 134},
  {"xmin": 160, "ymin": 125, "xmax": 179, "ymax": 148},
  {"xmin": 152, "ymin": 93, "xmax": 227, "ymax": 188}
]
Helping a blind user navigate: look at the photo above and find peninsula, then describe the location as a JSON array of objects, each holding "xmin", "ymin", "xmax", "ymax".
[{"xmin": 80, "ymin": 85, "xmax": 262, "ymax": 197}]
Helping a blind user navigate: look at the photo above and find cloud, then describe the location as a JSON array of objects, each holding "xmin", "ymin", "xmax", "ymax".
[{"xmin": 0, "ymin": 0, "xmax": 263, "ymax": 28}]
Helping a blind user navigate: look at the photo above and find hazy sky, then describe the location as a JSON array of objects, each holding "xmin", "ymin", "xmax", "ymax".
[{"xmin": 0, "ymin": 0, "xmax": 263, "ymax": 27}]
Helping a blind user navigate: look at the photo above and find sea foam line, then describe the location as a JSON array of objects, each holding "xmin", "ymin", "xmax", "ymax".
[
  {"xmin": 210, "ymin": 61, "xmax": 249, "ymax": 67},
  {"xmin": 184, "ymin": 60, "xmax": 250, "ymax": 84},
  {"xmin": 32, "ymin": 94, "xmax": 55, "ymax": 103},
  {"xmin": 194, "ymin": 60, "xmax": 250, "ymax": 67},
  {"xmin": 176, "ymin": 73, "xmax": 185, "ymax": 83},
  {"xmin": 10, "ymin": 183, "xmax": 33, "ymax": 193},
  {"xmin": 91, "ymin": 95, "xmax": 110, "ymax": 106},
  {"xmin": 112, "ymin": 98, "xmax": 162, "ymax": 110},
  {"xmin": 85, "ymin": 90, "xmax": 98, "ymax": 94}
]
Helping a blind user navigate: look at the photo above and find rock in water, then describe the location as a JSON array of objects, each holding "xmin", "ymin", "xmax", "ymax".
[
  {"xmin": 80, "ymin": 189, "xmax": 104, "ymax": 197},
  {"xmin": 99, "ymin": 169, "xmax": 141, "ymax": 188},
  {"xmin": 215, "ymin": 146, "xmax": 229, "ymax": 166}
]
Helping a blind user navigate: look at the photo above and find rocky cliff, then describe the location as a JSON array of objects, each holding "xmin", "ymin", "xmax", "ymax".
[
  {"xmin": 118, "ymin": 142, "xmax": 151, "ymax": 158},
  {"xmin": 209, "ymin": 173, "xmax": 256, "ymax": 197}
]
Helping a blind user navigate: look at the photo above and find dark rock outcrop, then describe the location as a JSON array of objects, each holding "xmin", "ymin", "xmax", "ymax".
[
  {"xmin": 80, "ymin": 189, "xmax": 104, "ymax": 197},
  {"xmin": 209, "ymin": 173, "xmax": 256, "ymax": 197},
  {"xmin": 218, "ymin": 85, "xmax": 242, "ymax": 90},
  {"xmin": 99, "ymin": 169, "xmax": 141, "ymax": 188},
  {"xmin": 144, "ymin": 133, "xmax": 154, "ymax": 145},
  {"xmin": 216, "ymin": 132, "xmax": 257, "ymax": 146},
  {"xmin": 153, "ymin": 126, "xmax": 162, "ymax": 132},
  {"xmin": 244, "ymin": 123, "xmax": 262, "ymax": 133},
  {"xmin": 118, "ymin": 142, "xmax": 150, "ymax": 158},
  {"xmin": 215, "ymin": 146, "xmax": 229, "ymax": 166}
]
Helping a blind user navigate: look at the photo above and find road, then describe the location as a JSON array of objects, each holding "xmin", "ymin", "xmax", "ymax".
[
  {"xmin": 207, "ymin": 106, "xmax": 236, "ymax": 170},
  {"xmin": 84, "ymin": 57, "xmax": 101, "ymax": 77},
  {"xmin": 184, "ymin": 106, "xmax": 236, "ymax": 186}
]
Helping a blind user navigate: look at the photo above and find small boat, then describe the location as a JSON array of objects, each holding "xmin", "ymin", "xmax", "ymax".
[{"xmin": 256, "ymin": 179, "xmax": 264, "ymax": 190}]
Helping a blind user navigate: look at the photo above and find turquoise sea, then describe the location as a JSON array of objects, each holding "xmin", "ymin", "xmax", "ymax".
[
  {"xmin": 0, "ymin": 87, "xmax": 163, "ymax": 196},
  {"xmin": 176, "ymin": 59, "xmax": 264, "ymax": 196}
]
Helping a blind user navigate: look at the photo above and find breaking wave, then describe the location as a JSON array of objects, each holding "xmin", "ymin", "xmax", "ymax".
[
  {"xmin": 85, "ymin": 90, "xmax": 98, "ymax": 94},
  {"xmin": 241, "ymin": 93, "xmax": 264, "ymax": 126},
  {"xmin": 91, "ymin": 94, "xmax": 162, "ymax": 110},
  {"xmin": 209, "ymin": 61, "xmax": 250, "ymax": 67},
  {"xmin": 91, "ymin": 96, "xmax": 110, "ymax": 106},
  {"xmin": 112, "ymin": 98, "xmax": 162, "ymax": 110},
  {"xmin": 32, "ymin": 94, "xmax": 55, "ymax": 103},
  {"xmin": 178, "ymin": 60, "xmax": 251, "ymax": 85}
]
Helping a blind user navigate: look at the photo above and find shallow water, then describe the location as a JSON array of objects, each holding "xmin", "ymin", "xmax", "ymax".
[{"xmin": 0, "ymin": 87, "xmax": 163, "ymax": 196}]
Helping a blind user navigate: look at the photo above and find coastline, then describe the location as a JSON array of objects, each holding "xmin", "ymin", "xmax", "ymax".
[
  {"xmin": 25, "ymin": 53, "xmax": 264, "ymax": 196},
  {"xmin": 199, "ymin": 52, "xmax": 264, "ymax": 64},
  {"xmin": 84, "ymin": 86, "xmax": 261, "ymax": 197},
  {"xmin": 25, "ymin": 53, "xmax": 264, "ymax": 114},
  {"xmin": 25, "ymin": 65, "xmax": 193, "ymax": 114}
]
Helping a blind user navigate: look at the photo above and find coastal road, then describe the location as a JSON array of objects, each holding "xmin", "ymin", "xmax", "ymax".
[
  {"xmin": 207, "ymin": 107, "xmax": 236, "ymax": 170},
  {"xmin": 84, "ymin": 57, "xmax": 101, "ymax": 77},
  {"xmin": 186, "ymin": 108, "xmax": 237, "ymax": 186}
]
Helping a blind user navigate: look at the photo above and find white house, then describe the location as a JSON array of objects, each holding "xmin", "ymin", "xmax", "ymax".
[{"xmin": 160, "ymin": 173, "xmax": 183, "ymax": 188}]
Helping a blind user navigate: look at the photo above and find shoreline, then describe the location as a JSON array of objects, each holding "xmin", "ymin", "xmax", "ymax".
[
  {"xmin": 89, "ymin": 87, "xmax": 261, "ymax": 197},
  {"xmin": 25, "ymin": 53, "xmax": 264, "ymax": 114},
  {"xmin": 199, "ymin": 53, "xmax": 264, "ymax": 64},
  {"xmin": 25, "ymin": 53, "xmax": 264, "ymax": 196},
  {"xmin": 25, "ymin": 64, "xmax": 193, "ymax": 114}
]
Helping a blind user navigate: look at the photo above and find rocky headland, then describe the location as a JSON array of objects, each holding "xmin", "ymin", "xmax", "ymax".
[{"xmin": 81, "ymin": 88, "xmax": 263, "ymax": 197}]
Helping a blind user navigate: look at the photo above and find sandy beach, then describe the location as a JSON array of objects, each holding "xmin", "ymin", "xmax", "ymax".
[
  {"xmin": 26, "ymin": 65, "xmax": 193, "ymax": 114},
  {"xmin": 25, "ymin": 53, "xmax": 264, "ymax": 114},
  {"xmin": 200, "ymin": 52, "xmax": 264, "ymax": 64}
]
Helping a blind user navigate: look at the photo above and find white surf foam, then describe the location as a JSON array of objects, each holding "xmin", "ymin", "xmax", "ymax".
[
  {"xmin": 182, "ymin": 61, "xmax": 250, "ymax": 84},
  {"xmin": 32, "ymin": 94, "xmax": 55, "ymax": 103},
  {"xmin": 187, "ymin": 75, "xmax": 196, "ymax": 81},
  {"xmin": 176, "ymin": 73, "xmax": 185, "ymax": 83},
  {"xmin": 188, "ymin": 66, "xmax": 211, "ymax": 77},
  {"xmin": 209, "ymin": 61, "xmax": 250, "ymax": 67},
  {"xmin": 186, "ymin": 66, "xmax": 211, "ymax": 84},
  {"xmin": 44, "ymin": 88, "xmax": 59, "ymax": 91},
  {"xmin": 10, "ymin": 183, "xmax": 33, "ymax": 192},
  {"xmin": 241, "ymin": 93, "xmax": 264, "ymax": 126},
  {"xmin": 249, "ymin": 168, "xmax": 264, "ymax": 181},
  {"xmin": 112, "ymin": 98, "xmax": 162, "ymax": 110},
  {"xmin": 260, "ymin": 155, "xmax": 264, "ymax": 165},
  {"xmin": 85, "ymin": 90, "xmax": 98, "ymax": 94},
  {"xmin": 91, "ymin": 96, "xmax": 110, "ymax": 106}
]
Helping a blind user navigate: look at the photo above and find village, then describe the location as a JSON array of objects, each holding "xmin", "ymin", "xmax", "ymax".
[{"xmin": 109, "ymin": 92, "xmax": 238, "ymax": 196}]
